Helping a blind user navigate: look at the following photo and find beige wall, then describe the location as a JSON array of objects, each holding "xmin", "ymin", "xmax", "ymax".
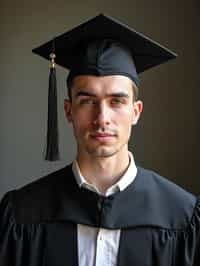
[{"xmin": 0, "ymin": 0, "xmax": 199, "ymax": 197}]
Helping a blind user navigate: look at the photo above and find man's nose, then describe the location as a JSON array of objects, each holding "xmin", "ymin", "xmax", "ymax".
[{"xmin": 93, "ymin": 102, "xmax": 110, "ymax": 127}]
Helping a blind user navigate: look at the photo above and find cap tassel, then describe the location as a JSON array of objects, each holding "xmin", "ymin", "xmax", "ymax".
[{"xmin": 45, "ymin": 52, "xmax": 60, "ymax": 161}]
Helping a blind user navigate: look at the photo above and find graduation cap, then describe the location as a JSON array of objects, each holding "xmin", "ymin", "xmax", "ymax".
[{"xmin": 32, "ymin": 13, "xmax": 177, "ymax": 161}]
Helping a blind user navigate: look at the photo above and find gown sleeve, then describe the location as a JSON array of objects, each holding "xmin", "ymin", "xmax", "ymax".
[
  {"xmin": 0, "ymin": 191, "xmax": 17, "ymax": 266},
  {"xmin": 0, "ymin": 191, "xmax": 30, "ymax": 266},
  {"xmin": 0, "ymin": 191, "xmax": 46, "ymax": 266},
  {"xmin": 190, "ymin": 196, "xmax": 200, "ymax": 265},
  {"xmin": 167, "ymin": 196, "xmax": 200, "ymax": 266},
  {"xmin": 144, "ymin": 196, "xmax": 200, "ymax": 266}
]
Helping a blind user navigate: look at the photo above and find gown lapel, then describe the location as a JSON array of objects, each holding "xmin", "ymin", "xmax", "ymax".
[
  {"xmin": 45, "ymin": 222, "xmax": 78, "ymax": 266},
  {"xmin": 117, "ymin": 229, "xmax": 152, "ymax": 266}
]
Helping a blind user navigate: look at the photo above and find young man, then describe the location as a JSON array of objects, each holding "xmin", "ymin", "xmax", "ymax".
[{"xmin": 0, "ymin": 14, "xmax": 199, "ymax": 266}]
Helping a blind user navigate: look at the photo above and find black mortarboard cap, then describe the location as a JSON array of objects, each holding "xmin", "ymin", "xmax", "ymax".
[{"xmin": 32, "ymin": 14, "xmax": 177, "ymax": 161}]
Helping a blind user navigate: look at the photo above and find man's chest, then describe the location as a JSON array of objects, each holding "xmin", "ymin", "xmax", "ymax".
[{"xmin": 37, "ymin": 223, "xmax": 157, "ymax": 266}]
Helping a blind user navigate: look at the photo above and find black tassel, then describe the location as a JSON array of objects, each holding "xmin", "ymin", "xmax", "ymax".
[{"xmin": 45, "ymin": 53, "xmax": 60, "ymax": 161}]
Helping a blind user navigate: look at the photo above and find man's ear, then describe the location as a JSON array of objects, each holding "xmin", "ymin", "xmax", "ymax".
[
  {"xmin": 64, "ymin": 99, "xmax": 73, "ymax": 122},
  {"xmin": 132, "ymin": 100, "xmax": 143, "ymax": 125}
]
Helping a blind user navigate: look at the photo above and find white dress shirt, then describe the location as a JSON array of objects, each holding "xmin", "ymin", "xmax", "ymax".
[{"xmin": 72, "ymin": 152, "xmax": 137, "ymax": 266}]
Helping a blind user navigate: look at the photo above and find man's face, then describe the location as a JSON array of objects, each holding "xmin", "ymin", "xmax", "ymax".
[{"xmin": 64, "ymin": 75, "xmax": 143, "ymax": 159}]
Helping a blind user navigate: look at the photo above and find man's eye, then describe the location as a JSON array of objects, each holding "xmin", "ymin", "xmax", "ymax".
[
  {"xmin": 79, "ymin": 98, "xmax": 95, "ymax": 105},
  {"xmin": 111, "ymin": 98, "xmax": 124, "ymax": 105}
]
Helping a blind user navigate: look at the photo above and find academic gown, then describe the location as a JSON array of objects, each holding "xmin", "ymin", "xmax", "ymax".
[{"xmin": 0, "ymin": 164, "xmax": 200, "ymax": 266}]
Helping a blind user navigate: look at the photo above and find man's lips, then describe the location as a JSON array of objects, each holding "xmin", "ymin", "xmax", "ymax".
[{"xmin": 90, "ymin": 132, "xmax": 116, "ymax": 140}]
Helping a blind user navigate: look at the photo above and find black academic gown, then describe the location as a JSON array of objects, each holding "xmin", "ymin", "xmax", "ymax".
[{"xmin": 0, "ymin": 165, "xmax": 200, "ymax": 266}]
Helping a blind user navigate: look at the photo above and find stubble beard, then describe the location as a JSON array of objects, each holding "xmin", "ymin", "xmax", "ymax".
[{"xmin": 82, "ymin": 139, "xmax": 128, "ymax": 159}]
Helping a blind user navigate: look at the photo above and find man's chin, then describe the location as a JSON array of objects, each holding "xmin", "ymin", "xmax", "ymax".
[{"xmin": 86, "ymin": 147, "xmax": 119, "ymax": 158}]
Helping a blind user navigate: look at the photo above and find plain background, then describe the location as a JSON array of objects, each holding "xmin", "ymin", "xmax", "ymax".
[{"xmin": 0, "ymin": 0, "xmax": 199, "ymax": 199}]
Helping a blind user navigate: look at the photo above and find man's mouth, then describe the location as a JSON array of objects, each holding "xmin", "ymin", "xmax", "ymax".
[{"xmin": 90, "ymin": 132, "xmax": 116, "ymax": 140}]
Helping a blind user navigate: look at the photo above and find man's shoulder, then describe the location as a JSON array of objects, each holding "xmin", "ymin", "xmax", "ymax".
[
  {"xmin": 17, "ymin": 164, "xmax": 72, "ymax": 194},
  {"xmin": 134, "ymin": 166, "xmax": 197, "ymax": 229},
  {"xmin": 10, "ymin": 164, "xmax": 74, "ymax": 223},
  {"xmin": 137, "ymin": 166, "xmax": 195, "ymax": 200}
]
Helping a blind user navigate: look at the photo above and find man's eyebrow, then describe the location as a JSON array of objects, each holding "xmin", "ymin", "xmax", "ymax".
[
  {"xmin": 75, "ymin": 91, "xmax": 96, "ymax": 97},
  {"xmin": 109, "ymin": 92, "xmax": 129, "ymax": 98},
  {"xmin": 75, "ymin": 91, "xmax": 129, "ymax": 98}
]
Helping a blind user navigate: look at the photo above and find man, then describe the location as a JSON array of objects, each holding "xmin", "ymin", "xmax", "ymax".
[{"xmin": 0, "ymin": 14, "xmax": 199, "ymax": 266}]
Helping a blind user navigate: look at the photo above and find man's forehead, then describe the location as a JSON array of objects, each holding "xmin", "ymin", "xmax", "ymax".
[{"xmin": 71, "ymin": 75, "xmax": 134, "ymax": 97}]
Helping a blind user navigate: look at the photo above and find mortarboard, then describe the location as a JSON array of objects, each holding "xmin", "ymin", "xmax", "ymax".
[{"xmin": 32, "ymin": 13, "xmax": 177, "ymax": 161}]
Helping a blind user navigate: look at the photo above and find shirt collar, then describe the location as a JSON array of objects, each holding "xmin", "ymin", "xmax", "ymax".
[{"xmin": 72, "ymin": 152, "xmax": 137, "ymax": 196}]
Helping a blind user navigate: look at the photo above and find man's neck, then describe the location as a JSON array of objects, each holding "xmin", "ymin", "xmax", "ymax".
[{"xmin": 76, "ymin": 149, "xmax": 130, "ymax": 194}]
